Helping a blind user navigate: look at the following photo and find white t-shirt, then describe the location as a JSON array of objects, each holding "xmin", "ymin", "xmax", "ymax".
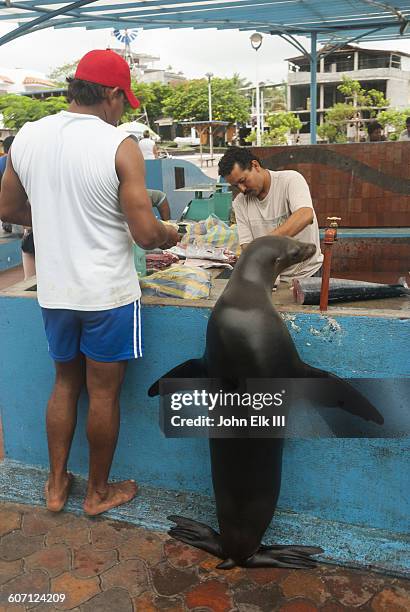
[
  {"xmin": 138, "ymin": 137, "xmax": 156, "ymax": 159},
  {"xmin": 233, "ymin": 170, "xmax": 323, "ymax": 281},
  {"xmin": 399, "ymin": 130, "xmax": 410, "ymax": 141},
  {"xmin": 11, "ymin": 110, "xmax": 141, "ymax": 310}
]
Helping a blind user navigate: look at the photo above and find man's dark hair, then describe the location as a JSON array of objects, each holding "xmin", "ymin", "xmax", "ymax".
[
  {"xmin": 2, "ymin": 136, "xmax": 14, "ymax": 153},
  {"xmin": 218, "ymin": 146, "xmax": 262, "ymax": 177},
  {"xmin": 66, "ymin": 77, "xmax": 115, "ymax": 106},
  {"xmin": 367, "ymin": 121, "xmax": 382, "ymax": 135},
  {"xmin": 143, "ymin": 130, "xmax": 150, "ymax": 138},
  {"xmin": 406, "ymin": 117, "xmax": 410, "ymax": 125}
]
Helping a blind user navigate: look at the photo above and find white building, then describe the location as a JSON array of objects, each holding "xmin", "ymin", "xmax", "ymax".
[{"xmin": 287, "ymin": 44, "xmax": 410, "ymax": 142}]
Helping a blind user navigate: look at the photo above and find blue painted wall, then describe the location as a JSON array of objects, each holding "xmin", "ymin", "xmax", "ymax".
[
  {"xmin": 0, "ymin": 238, "xmax": 22, "ymax": 271},
  {"xmin": 0, "ymin": 296, "xmax": 409, "ymax": 537},
  {"xmin": 145, "ymin": 159, "xmax": 215, "ymax": 220}
]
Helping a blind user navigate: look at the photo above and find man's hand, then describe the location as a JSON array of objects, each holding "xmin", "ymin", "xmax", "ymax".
[{"xmin": 159, "ymin": 224, "xmax": 179, "ymax": 249}]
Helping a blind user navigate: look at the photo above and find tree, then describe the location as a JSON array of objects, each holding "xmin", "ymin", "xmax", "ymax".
[
  {"xmin": 245, "ymin": 111, "xmax": 302, "ymax": 145},
  {"xmin": 318, "ymin": 76, "xmax": 388, "ymax": 143},
  {"xmin": 162, "ymin": 78, "xmax": 250, "ymax": 124},
  {"xmin": 0, "ymin": 94, "xmax": 68, "ymax": 130},
  {"xmin": 377, "ymin": 108, "xmax": 410, "ymax": 140},
  {"xmin": 48, "ymin": 60, "xmax": 79, "ymax": 85}
]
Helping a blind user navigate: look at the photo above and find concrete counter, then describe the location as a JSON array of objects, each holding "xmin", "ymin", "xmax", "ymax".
[{"xmin": 0, "ymin": 275, "xmax": 409, "ymax": 575}]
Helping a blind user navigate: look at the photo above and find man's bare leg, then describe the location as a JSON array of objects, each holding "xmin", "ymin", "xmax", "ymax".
[
  {"xmin": 46, "ymin": 354, "xmax": 86, "ymax": 511},
  {"xmin": 83, "ymin": 358, "xmax": 137, "ymax": 516}
]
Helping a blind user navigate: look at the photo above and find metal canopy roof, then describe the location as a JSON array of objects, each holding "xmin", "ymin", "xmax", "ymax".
[
  {"xmin": 1, "ymin": 1, "xmax": 410, "ymax": 46},
  {"xmin": 1, "ymin": 1, "xmax": 410, "ymax": 144}
]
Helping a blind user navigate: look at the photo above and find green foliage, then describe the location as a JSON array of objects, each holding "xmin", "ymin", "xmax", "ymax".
[
  {"xmin": 0, "ymin": 94, "xmax": 68, "ymax": 130},
  {"xmin": 245, "ymin": 112, "xmax": 302, "ymax": 145},
  {"xmin": 317, "ymin": 103, "xmax": 355, "ymax": 144},
  {"xmin": 377, "ymin": 108, "xmax": 410, "ymax": 140},
  {"xmin": 122, "ymin": 81, "xmax": 174, "ymax": 124},
  {"xmin": 162, "ymin": 78, "xmax": 250, "ymax": 123},
  {"xmin": 319, "ymin": 77, "xmax": 389, "ymax": 143}
]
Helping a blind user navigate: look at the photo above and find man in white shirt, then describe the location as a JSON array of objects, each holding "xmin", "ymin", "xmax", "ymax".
[
  {"xmin": 399, "ymin": 117, "xmax": 410, "ymax": 141},
  {"xmin": 139, "ymin": 130, "xmax": 158, "ymax": 159},
  {"xmin": 0, "ymin": 50, "xmax": 179, "ymax": 516},
  {"xmin": 218, "ymin": 147, "xmax": 323, "ymax": 282}
]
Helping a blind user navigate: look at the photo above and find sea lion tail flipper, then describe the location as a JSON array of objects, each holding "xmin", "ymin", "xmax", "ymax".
[
  {"xmin": 148, "ymin": 359, "xmax": 206, "ymax": 397},
  {"xmin": 241, "ymin": 544, "xmax": 323, "ymax": 569},
  {"xmin": 301, "ymin": 364, "xmax": 384, "ymax": 425}
]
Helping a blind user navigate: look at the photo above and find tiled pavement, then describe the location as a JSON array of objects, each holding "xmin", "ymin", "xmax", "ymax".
[{"xmin": 0, "ymin": 502, "xmax": 409, "ymax": 611}]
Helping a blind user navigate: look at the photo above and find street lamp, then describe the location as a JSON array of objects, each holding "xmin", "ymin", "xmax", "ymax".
[
  {"xmin": 205, "ymin": 72, "xmax": 213, "ymax": 160},
  {"xmin": 250, "ymin": 33, "xmax": 263, "ymax": 146}
]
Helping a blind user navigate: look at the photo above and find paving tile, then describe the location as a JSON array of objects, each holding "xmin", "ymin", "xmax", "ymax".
[
  {"xmin": 133, "ymin": 590, "xmax": 185, "ymax": 611},
  {"xmin": 247, "ymin": 567, "xmax": 292, "ymax": 586},
  {"xmin": 0, "ymin": 569, "xmax": 49, "ymax": 609},
  {"xmin": 80, "ymin": 587, "xmax": 133, "ymax": 612},
  {"xmin": 0, "ymin": 532, "xmax": 44, "ymax": 562},
  {"xmin": 22, "ymin": 510, "xmax": 74, "ymax": 536},
  {"xmin": 370, "ymin": 586, "xmax": 410, "ymax": 611},
  {"xmin": 323, "ymin": 571, "xmax": 385, "ymax": 608},
  {"xmin": 279, "ymin": 600, "xmax": 319, "ymax": 612},
  {"xmin": 198, "ymin": 557, "xmax": 246, "ymax": 584},
  {"xmin": 117, "ymin": 530, "xmax": 164, "ymax": 565},
  {"xmin": 320, "ymin": 602, "xmax": 347, "ymax": 612},
  {"xmin": 0, "ymin": 510, "xmax": 21, "ymax": 537},
  {"xmin": 151, "ymin": 561, "xmax": 199, "ymax": 597},
  {"xmin": 51, "ymin": 572, "xmax": 100, "ymax": 610},
  {"xmin": 73, "ymin": 545, "xmax": 117, "ymax": 578},
  {"xmin": 90, "ymin": 522, "xmax": 131, "ymax": 551},
  {"xmin": 281, "ymin": 572, "xmax": 330, "ymax": 605},
  {"xmin": 46, "ymin": 522, "xmax": 90, "ymax": 549},
  {"xmin": 231, "ymin": 579, "xmax": 283, "ymax": 612},
  {"xmin": 185, "ymin": 579, "xmax": 233, "ymax": 612},
  {"xmin": 164, "ymin": 539, "xmax": 209, "ymax": 569},
  {"xmin": 24, "ymin": 544, "xmax": 70, "ymax": 578},
  {"xmin": 0, "ymin": 559, "xmax": 24, "ymax": 587},
  {"xmin": 100, "ymin": 559, "xmax": 148, "ymax": 597}
]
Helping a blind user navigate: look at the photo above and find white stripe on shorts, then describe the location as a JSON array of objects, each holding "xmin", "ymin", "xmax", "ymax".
[
  {"xmin": 133, "ymin": 300, "xmax": 142, "ymax": 359},
  {"xmin": 137, "ymin": 300, "xmax": 142, "ymax": 357}
]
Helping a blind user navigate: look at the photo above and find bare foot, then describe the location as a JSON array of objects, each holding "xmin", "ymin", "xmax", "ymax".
[
  {"xmin": 45, "ymin": 472, "xmax": 73, "ymax": 512},
  {"xmin": 83, "ymin": 480, "xmax": 138, "ymax": 516}
]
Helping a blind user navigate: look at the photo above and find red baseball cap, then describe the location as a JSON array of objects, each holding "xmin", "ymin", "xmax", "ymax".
[{"xmin": 75, "ymin": 49, "xmax": 140, "ymax": 108}]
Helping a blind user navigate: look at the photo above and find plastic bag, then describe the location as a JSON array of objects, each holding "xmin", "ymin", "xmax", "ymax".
[
  {"xmin": 140, "ymin": 265, "xmax": 211, "ymax": 300},
  {"xmin": 180, "ymin": 215, "xmax": 241, "ymax": 256}
]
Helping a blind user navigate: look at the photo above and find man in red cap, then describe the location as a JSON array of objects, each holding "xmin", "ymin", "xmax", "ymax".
[{"xmin": 0, "ymin": 49, "xmax": 179, "ymax": 515}]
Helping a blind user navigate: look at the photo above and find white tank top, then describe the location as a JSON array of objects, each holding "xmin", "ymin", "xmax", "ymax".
[
  {"xmin": 11, "ymin": 111, "xmax": 141, "ymax": 310},
  {"xmin": 138, "ymin": 137, "xmax": 156, "ymax": 159}
]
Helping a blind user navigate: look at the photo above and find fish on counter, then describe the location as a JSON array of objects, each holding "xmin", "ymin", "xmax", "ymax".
[{"xmin": 293, "ymin": 277, "xmax": 410, "ymax": 305}]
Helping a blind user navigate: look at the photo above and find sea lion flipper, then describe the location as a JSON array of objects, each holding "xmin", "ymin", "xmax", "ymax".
[
  {"xmin": 240, "ymin": 544, "xmax": 323, "ymax": 569},
  {"xmin": 300, "ymin": 364, "xmax": 384, "ymax": 425},
  {"xmin": 148, "ymin": 359, "xmax": 206, "ymax": 397},
  {"xmin": 167, "ymin": 515, "xmax": 223, "ymax": 558}
]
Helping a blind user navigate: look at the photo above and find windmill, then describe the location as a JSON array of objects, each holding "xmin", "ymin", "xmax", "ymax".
[{"xmin": 112, "ymin": 29, "xmax": 139, "ymax": 66}]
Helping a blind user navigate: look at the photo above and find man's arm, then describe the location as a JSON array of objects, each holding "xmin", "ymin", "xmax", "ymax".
[
  {"xmin": 0, "ymin": 155, "xmax": 32, "ymax": 226},
  {"xmin": 158, "ymin": 198, "xmax": 171, "ymax": 221},
  {"xmin": 153, "ymin": 143, "xmax": 159, "ymax": 159},
  {"xmin": 269, "ymin": 207, "xmax": 313, "ymax": 238},
  {"xmin": 116, "ymin": 138, "xmax": 178, "ymax": 249}
]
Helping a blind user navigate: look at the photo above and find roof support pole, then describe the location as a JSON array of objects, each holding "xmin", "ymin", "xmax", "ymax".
[{"xmin": 310, "ymin": 31, "xmax": 317, "ymax": 144}]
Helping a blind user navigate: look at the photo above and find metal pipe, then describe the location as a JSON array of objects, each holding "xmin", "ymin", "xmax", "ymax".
[
  {"xmin": 310, "ymin": 31, "xmax": 318, "ymax": 144},
  {"xmin": 319, "ymin": 216, "xmax": 341, "ymax": 311}
]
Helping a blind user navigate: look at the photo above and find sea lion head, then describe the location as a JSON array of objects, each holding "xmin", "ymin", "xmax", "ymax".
[{"xmin": 235, "ymin": 236, "xmax": 317, "ymax": 287}]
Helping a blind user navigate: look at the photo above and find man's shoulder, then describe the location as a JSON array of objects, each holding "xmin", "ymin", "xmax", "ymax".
[
  {"xmin": 274, "ymin": 169, "xmax": 304, "ymax": 181},
  {"xmin": 232, "ymin": 192, "xmax": 246, "ymax": 210}
]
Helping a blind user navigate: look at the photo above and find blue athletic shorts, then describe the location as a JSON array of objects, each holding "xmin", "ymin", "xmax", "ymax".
[{"xmin": 41, "ymin": 300, "xmax": 143, "ymax": 363}]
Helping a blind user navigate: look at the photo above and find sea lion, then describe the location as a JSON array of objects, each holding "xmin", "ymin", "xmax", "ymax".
[{"xmin": 149, "ymin": 235, "xmax": 383, "ymax": 569}]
